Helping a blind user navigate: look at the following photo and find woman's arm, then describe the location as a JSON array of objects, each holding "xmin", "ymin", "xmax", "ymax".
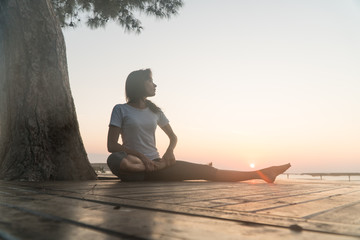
[
  {"xmin": 107, "ymin": 126, "xmax": 157, "ymax": 171},
  {"xmin": 107, "ymin": 125, "xmax": 123, "ymax": 153},
  {"xmin": 160, "ymin": 124, "xmax": 178, "ymax": 166},
  {"xmin": 107, "ymin": 126, "xmax": 144, "ymax": 155}
]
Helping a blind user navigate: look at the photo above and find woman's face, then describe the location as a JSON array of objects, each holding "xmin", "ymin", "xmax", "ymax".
[{"xmin": 144, "ymin": 77, "xmax": 157, "ymax": 97}]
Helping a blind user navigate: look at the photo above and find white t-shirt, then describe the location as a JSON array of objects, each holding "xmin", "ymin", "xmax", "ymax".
[{"xmin": 109, "ymin": 104, "xmax": 169, "ymax": 160}]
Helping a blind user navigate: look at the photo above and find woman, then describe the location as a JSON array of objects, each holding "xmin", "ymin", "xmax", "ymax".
[{"xmin": 107, "ymin": 69, "xmax": 290, "ymax": 182}]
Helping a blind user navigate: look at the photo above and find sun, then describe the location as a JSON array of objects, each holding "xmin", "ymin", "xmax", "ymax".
[{"xmin": 250, "ymin": 163, "xmax": 255, "ymax": 168}]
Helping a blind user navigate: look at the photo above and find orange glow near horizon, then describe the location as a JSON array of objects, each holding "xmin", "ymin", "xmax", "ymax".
[{"xmin": 82, "ymin": 126, "xmax": 360, "ymax": 173}]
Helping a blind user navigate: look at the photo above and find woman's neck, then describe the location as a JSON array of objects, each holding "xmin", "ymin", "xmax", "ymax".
[{"xmin": 128, "ymin": 99, "xmax": 147, "ymax": 109}]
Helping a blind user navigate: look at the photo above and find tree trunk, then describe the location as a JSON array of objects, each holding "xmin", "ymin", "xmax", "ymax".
[{"xmin": 0, "ymin": 0, "xmax": 97, "ymax": 181}]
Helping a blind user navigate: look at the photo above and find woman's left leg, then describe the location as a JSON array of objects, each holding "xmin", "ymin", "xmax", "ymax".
[
  {"xmin": 145, "ymin": 161, "xmax": 291, "ymax": 183},
  {"xmin": 145, "ymin": 161, "xmax": 217, "ymax": 181}
]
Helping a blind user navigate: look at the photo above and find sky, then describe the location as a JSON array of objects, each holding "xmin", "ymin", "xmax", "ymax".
[{"xmin": 63, "ymin": 0, "xmax": 360, "ymax": 173}]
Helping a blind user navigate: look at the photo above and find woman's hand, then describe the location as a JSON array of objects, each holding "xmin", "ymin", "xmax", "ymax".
[
  {"xmin": 139, "ymin": 155, "xmax": 157, "ymax": 172},
  {"xmin": 162, "ymin": 149, "xmax": 176, "ymax": 167},
  {"xmin": 160, "ymin": 124, "xmax": 177, "ymax": 167}
]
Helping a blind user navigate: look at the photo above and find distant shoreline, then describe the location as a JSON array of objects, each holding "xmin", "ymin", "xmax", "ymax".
[
  {"xmin": 283, "ymin": 172, "xmax": 360, "ymax": 181},
  {"xmin": 301, "ymin": 172, "xmax": 360, "ymax": 176},
  {"xmin": 91, "ymin": 163, "xmax": 110, "ymax": 173}
]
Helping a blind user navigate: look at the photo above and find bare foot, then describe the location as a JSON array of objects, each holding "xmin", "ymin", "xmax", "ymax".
[{"xmin": 256, "ymin": 163, "xmax": 291, "ymax": 183}]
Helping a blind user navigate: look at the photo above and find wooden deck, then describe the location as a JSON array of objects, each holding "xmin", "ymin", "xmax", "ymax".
[{"xmin": 1, "ymin": 177, "xmax": 360, "ymax": 239}]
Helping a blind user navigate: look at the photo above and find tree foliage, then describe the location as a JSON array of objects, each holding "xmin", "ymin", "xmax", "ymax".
[{"xmin": 51, "ymin": 0, "xmax": 183, "ymax": 32}]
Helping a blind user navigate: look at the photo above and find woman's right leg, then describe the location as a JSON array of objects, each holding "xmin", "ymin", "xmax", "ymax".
[
  {"xmin": 107, "ymin": 152, "xmax": 146, "ymax": 177},
  {"xmin": 107, "ymin": 153, "xmax": 169, "ymax": 174}
]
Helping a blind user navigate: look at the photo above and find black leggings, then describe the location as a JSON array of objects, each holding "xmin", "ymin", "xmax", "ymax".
[
  {"xmin": 107, "ymin": 153, "xmax": 217, "ymax": 181},
  {"xmin": 144, "ymin": 161, "xmax": 217, "ymax": 181}
]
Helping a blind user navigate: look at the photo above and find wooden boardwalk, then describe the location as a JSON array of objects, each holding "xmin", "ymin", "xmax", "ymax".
[{"xmin": 1, "ymin": 178, "xmax": 360, "ymax": 239}]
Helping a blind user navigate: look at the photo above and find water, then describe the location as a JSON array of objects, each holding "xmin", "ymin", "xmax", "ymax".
[{"xmin": 279, "ymin": 174, "xmax": 360, "ymax": 182}]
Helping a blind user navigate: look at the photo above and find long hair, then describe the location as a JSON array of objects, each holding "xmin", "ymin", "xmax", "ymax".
[{"xmin": 125, "ymin": 69, "xmax": 161, "ymax": 113}]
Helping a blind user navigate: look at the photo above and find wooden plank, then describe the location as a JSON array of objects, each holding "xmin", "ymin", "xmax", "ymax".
[
  {"xmin": 2, "ymin": 180, "xmax": 360, "ymax": 237},
  {"xmin": 48, "ymin": 181, "xmax": 338, "ymax": 203},
  {"xmin": 2, "ymin": 181, "xmax": 360, "ymax": 237},
  {"xmin": 2, "ymin": 180, "xmax": 358, "ymax": 208},
  {"xmin": 5, "ymin": 179, "xmax": 348, "ymax": 200},
  {"xmin": 2, "ymin": 181, "xmax": 358, "ymax": 215},
  {"xmin": 0, "ymin": 188, "xmax": 358, "ymax": 240},
  {"xmin": 255, "ymin": 191, "xmax": 360, "ymax": 218},
  {"xmin": 310, "ymin": 202, "xmax": 360, "ymax": 225},
  {"xmin": 161, "ymin": 186, "xmax": 349, "ymax": 206},
  {"xmin": 0, "ymin": 205, "xmax": 123, "ymax": 240},
  {"xmin": 217, "ymin": 187, "xmax": 358, "ymax": 212}
]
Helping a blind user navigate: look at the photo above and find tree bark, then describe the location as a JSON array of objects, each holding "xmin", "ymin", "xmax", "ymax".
[{"xmin": 0, "ymin": 0, "xmax": 97, "ymax": 181}]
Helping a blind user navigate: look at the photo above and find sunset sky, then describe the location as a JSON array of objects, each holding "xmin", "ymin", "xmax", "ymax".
[{"xmin": 63, "ymin": 0, "xmax": 360, "ymax": 173}]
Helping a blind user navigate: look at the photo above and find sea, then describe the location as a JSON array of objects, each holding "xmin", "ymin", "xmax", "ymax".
[{"xmin": 277, "ymin": 173, "xmax": 360, "ymax": 182}]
